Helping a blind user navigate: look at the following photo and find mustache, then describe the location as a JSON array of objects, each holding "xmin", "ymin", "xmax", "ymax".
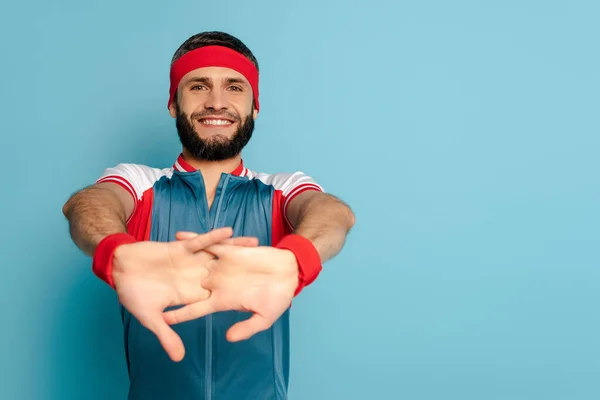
[{"xmin": 190, "ymin": 110, "xmax": 240, "ymax": 122}]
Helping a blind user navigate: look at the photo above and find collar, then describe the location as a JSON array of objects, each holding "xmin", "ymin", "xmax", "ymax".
[{"xmin": 172, "ymin": 154, "xmax": 248, "ymax": 177}]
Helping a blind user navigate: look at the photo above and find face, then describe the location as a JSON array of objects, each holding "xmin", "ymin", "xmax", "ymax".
[{"xmin": 169, "ymin": 66, "xmax": 258, "ymax": 161}]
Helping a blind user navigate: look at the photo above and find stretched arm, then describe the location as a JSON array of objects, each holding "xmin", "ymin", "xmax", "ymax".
[
  {"xmin": 286, "ymin": 191, "xmax": 355, "ymax": 263},
  {"xmin": 62, "ymin": 182, "xmax": 134, "ymax": 256},
  {"xmin": 63, "ymin": 181, "xmax": 252, "ymax": 361}
]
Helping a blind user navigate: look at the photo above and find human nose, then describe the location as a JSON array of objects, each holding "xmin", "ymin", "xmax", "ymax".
[{"xmin": 204, "ymin": 88, "xmax": 229, "ymax": 111}]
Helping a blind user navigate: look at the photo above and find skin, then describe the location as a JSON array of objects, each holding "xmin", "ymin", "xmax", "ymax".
[{"xmin": 63, "ymin": 64, "xmax": 355, "ymax": 362}]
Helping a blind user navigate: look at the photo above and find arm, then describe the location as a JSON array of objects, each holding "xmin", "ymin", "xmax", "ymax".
[
  {"xmin": 285, "ymin": 190, "xmax": 355, "ymax": 263},
  {"xmin": 63, "ymin": 181, "xmax": 244, "ymax": 361},
  {"xmin": 63, "ymin": 182, "xmax": 246, "ymax": 361},
  {"xmin": 62, "ymin": 182, "xmax": 134, "ymax": 256}
]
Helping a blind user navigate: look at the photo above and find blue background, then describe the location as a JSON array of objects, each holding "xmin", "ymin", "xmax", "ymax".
[{"xmin": 1, "ymin": 1, "xmax": 598, "ymax": 399}]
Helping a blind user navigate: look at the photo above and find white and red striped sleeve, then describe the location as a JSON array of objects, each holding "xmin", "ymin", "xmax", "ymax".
[
  {"xmin": 252, "ymin": 171, "xmax": 324, "ymax": 231},
  {"xmin": 95, "ymin": 163, "xmax": 172, "ymax": 220}
]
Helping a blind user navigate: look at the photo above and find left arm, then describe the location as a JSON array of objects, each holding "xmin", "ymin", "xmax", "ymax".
[{"xmin": 285, "ymin": 190, "xmax": 355, "ymax": 263}]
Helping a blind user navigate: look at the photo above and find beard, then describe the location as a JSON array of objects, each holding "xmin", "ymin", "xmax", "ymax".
[{"xmin": 175, "ymin": 107, "xmax": 254, "ymax": 161}]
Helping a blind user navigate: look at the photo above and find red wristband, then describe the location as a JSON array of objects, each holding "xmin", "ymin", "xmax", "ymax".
[
  {"xmin": 275, "ymin": 234, "xmax": 322, "ymax": 296},
  {"xmin": 92, "ymin": 233, "xmax": 137, "ymax": 289}
]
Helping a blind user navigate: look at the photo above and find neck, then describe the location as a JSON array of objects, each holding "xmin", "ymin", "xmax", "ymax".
[{"xmin": 180, "ymin": 149, "xmax": 242, "ymax": 195}]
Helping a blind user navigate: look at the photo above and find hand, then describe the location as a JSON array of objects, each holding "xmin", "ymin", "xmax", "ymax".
[
  {"xmin": 111, "ymin": 227, "xmax": 258, "ymax": 362},
  {"xmin": 162, "ymin": 245, "xmax": 299, "ymax": 342}
]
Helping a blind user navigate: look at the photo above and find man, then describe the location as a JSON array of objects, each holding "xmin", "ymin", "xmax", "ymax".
[{"xmin": 62, "ymin": 31, "xmax": 354, "ymax": 400}]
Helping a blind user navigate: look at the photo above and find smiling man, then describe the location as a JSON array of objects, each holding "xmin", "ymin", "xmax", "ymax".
[{"xmin": 62, "ymin": 31, "xmax": 355, "ymax": 400}]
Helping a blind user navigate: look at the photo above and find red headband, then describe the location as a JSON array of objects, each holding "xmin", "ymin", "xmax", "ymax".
[{"xmin": 168, "ymin": 45, "xmax": 259, "ymax": 111}]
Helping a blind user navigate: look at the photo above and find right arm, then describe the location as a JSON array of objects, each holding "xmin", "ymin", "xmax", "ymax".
[
  {"xmin": 61, "ymin": 175, "xmax": 255, "ymax": 362},
  {"xmin": 62, "ymin": 182, "xmax": 134, "ymax": 256}
]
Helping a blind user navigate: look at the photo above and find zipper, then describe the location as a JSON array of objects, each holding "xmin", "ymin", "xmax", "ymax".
[{"xmin": 205, "ymin": 174, "xmax": 231, "ymax": 400}]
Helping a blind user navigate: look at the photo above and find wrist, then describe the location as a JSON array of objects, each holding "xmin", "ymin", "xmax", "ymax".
[
  {"xmin": 275, "ymin": 234, "xmax": 322, "ymax": 296},
  {"xmin": 92, "ymin": 233, "xmax": 137, "ymax": 289},
  {"xmin": 279, "ymin": 249, "xmax": 300, "ymax": 289}
]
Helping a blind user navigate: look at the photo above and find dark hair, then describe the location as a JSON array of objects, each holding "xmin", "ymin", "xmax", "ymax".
[{"xmin": 171, "ymin": 31, "xmax": 259, "ymax": 72}]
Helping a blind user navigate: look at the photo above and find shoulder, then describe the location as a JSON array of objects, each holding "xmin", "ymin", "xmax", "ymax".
[
  {"xmin": 245, "ymin": 169, "xmax": 325, "ymax": 196},
  {"xmin": 98, "ymin": 163, "xmax": 173, "ymax": 179},
  {"xmin": 96, "ymin": 163, "xmax": 173, "ymax": 199}
]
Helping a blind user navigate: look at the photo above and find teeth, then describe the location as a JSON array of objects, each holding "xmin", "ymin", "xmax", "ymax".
[{"xmin": 201, "ymin": 119, "xmax": 232, "ymax": 126}]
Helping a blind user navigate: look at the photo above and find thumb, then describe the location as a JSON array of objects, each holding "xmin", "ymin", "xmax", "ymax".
[
  {"xmin": 226, "ymin": 313, "xmax": 272, "ymax": 342},
  {"xmin": 141, "ymin": 314, "xmax": 186, "ymax": 362}
]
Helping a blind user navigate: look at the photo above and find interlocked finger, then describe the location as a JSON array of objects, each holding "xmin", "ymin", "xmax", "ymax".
[
  {"xmin": 163, "ymin": 297, "xmax": 223, "ymax": 325},
  {"xmin": 181, "ymin": 228, "xmax": 233, "ymax": 253}
]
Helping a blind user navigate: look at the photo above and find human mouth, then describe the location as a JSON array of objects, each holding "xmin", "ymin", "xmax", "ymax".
[{"xmin": 198, "ymin": 118, "xmax": 234, "ymax": 127}]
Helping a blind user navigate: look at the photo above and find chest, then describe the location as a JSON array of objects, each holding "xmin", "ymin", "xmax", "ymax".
[{"xmin": 149, "ymin": 174, "xmax": 276, "ymax": 245}]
